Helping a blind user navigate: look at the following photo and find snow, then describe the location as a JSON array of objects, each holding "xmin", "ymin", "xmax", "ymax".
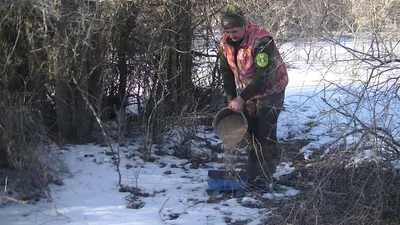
[
  {"xmin": 273, "ymin": 163, "xmax": 295, "ymax": 180},
  {"xmin": 262, "ymin": 186, "xmax": 300, "ymax": 200},
  {"xmin": 1, "ymin": 37, "xmax": 400, "ymax": 225}
]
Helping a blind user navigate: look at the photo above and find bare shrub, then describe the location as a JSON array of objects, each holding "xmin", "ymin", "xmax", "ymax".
[
  {"xmin": 0, "ymin": 92, "xmax": 65, "ymax": 196},
  {"xmin": 268, "ymin": 153, "xmax": 400, "ymax": 225}
]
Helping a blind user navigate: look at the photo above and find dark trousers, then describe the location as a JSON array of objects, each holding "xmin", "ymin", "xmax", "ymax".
[{"xmin": 243, "ymin": 91, "xmax": 285, "ymax": 181}]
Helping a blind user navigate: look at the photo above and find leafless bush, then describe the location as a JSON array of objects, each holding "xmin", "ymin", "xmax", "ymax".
[
  {"xmin": 141, "ymin": 89, "xmax": 215, "ymax": 160},
  {"xmin": 270, "ymin": 153, "xmax": 400, "ymax": 225},
  {"xmin": 313, "ymin": 30, "xmax": 400, "ymax": 157},
  {"xmin": 0, "ymin": 92, "xmax": 65, "ymax": 195}
]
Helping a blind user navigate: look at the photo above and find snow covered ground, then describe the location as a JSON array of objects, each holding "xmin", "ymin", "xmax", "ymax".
[{"xmin": 1, "ymin": 38, "xmax": 399, "ymax": 225}]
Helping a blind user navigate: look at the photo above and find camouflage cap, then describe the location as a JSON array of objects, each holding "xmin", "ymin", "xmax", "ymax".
[{"xmin": 219, "ymin": 5, "xmax": 245, "ymax": 29}]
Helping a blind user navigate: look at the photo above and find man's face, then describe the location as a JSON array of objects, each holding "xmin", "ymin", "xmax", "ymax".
[{"xmin": 224, "ymin": 26, "xmax": 245, "ymax": 42}]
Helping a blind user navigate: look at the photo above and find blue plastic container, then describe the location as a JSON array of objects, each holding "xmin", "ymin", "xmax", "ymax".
[{"xmin": 207, "ymin": 170, "xmax": 248, "ymax": 197}]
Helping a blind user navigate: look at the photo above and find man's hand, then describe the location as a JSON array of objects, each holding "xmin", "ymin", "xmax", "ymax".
[{"xmin": 228, "ymin": 96, "xmax": 245, "ymax": 112}]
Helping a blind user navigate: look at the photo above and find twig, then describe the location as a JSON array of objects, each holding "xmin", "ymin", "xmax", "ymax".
[
  {"xmin": 0, "ymin": 195, "xmax": 29, "ymax": 204},
  {"xmin": 1, "ymin": 176, "xmax": 28, "ymax": 204},
  {"xmin": 0, "ymin": 7, "xmax": 21, "ymax": 78},
  {"xmin": 321, "ymin": 97, "xmax": 400, "ymax": 154},
  {"xmin": 4, "ymin": 176, "xmax": 7, "ymax": 193},
  {"xmin": 158, "ymin": 197, "xmax": 170, "ymax": 221}
]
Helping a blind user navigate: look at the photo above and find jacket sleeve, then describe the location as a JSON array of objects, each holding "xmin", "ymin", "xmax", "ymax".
[
  {"xmin": 239, "ymin": 37, "xmax": 274, "ymax": 101},
  {"xmin": 219, "ymin": 47, "xmax": 237, "ymax": 102}
]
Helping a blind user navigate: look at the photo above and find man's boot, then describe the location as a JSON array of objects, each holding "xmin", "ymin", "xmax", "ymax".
[
  {"xmin": 245, "ymin": 133, "xmax": 260, "ymax": 184},
  {"xmin": 246, "ymin": 152, "xmax": 259, "ymax": 183},
  {"xmin": 246, "ymin": 144, "xmax": 279, "ymax": 189}
]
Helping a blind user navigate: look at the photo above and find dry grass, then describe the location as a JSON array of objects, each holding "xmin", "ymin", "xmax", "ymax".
[{"xmin": 267, "ymin": 152, "xmax": 400, "ymax": 225}]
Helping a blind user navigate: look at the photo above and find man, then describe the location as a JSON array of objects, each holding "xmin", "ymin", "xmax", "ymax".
[{"xmin": 218, "ymin": 5, "xmax": 289, "ymax": 185}]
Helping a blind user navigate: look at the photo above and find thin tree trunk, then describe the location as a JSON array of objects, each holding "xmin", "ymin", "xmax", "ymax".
[
  {"xmin": 55, "ymin": 80, "xmax": 72, "ymax": 140},
  {"xmin": 117, "ymin": 48, "xmax": 127, "ymax": 110},
  {"xmin": 55, "ymin": 0, "xmax": 73, "ymax": 141}
]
